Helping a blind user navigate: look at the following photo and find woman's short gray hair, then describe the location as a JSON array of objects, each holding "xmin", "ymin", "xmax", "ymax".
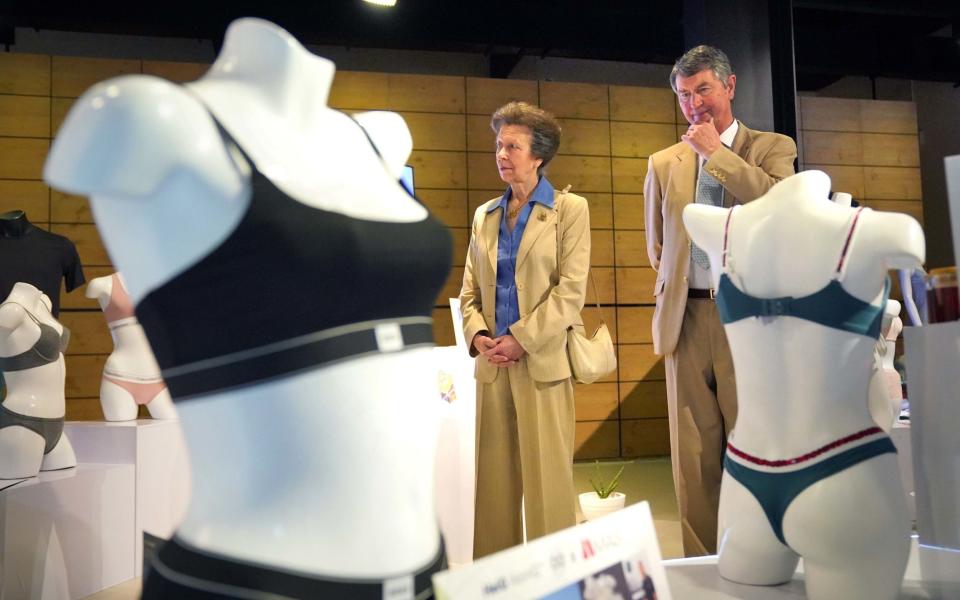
[
  {"xmin": 669, "ymin": 45, "xmax": 734, "ymax": 92},
  {"xmin": 490, "ymin": 101, "xmax": 562, "ymax": 176}
]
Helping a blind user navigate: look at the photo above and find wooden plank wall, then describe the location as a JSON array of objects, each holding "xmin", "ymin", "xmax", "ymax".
[
  {"xmin": 0, "ymin": 52, "xmax": 923, "ymax": 460},
  {"xmin": 798, "ymin": 96, "xmax": 923, "ymax": 224}
]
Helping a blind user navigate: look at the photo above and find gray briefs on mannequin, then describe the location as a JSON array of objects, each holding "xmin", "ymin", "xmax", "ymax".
[{"xmin": 0, "ymin": 402, "xmax": 64, "ymax": 454}]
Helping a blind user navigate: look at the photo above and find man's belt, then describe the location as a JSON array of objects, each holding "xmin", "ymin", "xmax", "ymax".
[{"xmin": 688, "ymin": 288, "xmax": 716, "ymax": 300}]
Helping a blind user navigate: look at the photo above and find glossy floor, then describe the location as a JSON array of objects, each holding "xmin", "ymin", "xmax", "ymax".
[{"xmin": 83, "ymin": 457, "xmax": 680, "ymax": 599}]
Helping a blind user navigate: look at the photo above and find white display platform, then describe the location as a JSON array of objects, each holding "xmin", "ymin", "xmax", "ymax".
[
  {"xmin": 0, "ymin": 463, "xmax": 135, "ymax": 600},
  {"xmin": 63, "ymin": 419, "xmax": 191, "ymax": 576},
  {"xmin": 663, "ymin": 536, "xmax": 940, "ymax": 599}
]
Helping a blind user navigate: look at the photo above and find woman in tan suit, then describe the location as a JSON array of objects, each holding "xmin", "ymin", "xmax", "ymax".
[{"xmin": 459, "ymin": 102, "xmax": 591, "ymax": 558}]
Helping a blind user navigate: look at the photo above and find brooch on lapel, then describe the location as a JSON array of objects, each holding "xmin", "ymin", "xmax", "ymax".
[{"xmin": 537, "ymin": 212, "xmax": 547, "ymax": 222}]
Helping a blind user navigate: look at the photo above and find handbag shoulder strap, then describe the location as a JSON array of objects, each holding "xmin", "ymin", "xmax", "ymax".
[{"xmin": 556, "ymin": 185, "xmax": 606, "ymax": 323}]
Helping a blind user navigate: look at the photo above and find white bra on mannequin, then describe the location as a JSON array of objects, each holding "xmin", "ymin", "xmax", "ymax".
[
  {"xmin": 683, "ymin": 170, "xmax": 924, "ymax": 600},
  {"xmin": 45, "ymin": 17, "xmax": 447, "ymax": 598}
]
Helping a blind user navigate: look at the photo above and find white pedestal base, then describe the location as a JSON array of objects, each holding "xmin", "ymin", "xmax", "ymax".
[{"xmin": 0, "ymin": 464, "xmax": 135, "ymax": 600}]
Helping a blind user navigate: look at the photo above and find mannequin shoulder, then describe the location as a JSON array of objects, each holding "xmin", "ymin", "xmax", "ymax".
[
  {"xmin": 45, "ymin": 75, "xmax": 235, "ymax": 197},
  {"xmin": 682, "ymin": 204, "xmax": 728, "ymax": 248},
  {"xmin": 0, "ymin": 301, "xmax": 27, "ymax": 332},
  {"xmin": 84, "ymin": 275, "xmax": 113, "ymax": 301},
  {"xmin": 859, "ymin": 209, "xmax": 926, "ymax": 267}
]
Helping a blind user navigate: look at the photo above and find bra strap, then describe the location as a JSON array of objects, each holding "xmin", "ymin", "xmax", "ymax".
[{"xmin": 835, "ymin": 207, "xmax": 866, "ymax": 276}]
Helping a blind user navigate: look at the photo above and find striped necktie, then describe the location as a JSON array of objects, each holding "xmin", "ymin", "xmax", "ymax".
[{"xmin": 690, "ymin": 167, "xmax": 723, "ymax": 270}]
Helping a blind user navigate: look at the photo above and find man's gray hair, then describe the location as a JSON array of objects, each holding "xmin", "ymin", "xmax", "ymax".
[{"xmin": 669, "ymin": 45, "xmax": 734, "ymax": 92}]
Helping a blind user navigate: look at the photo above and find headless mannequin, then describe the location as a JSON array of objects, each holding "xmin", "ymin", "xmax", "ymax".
[
  {"xmin": 0, "ymin": 283, "xmax": 76, "ymax": 479},
  {"xmin": 45, "ymin": 17, "xmax": 440, "ymax": 584},
  {"xmin": 85, "ymin": 273, "xmax": 175, "ymax": 421},
  {"xmin": 0, "ymin": 210, "xmax": 31, "ymax": 237},
  {"xmin": 683, "ymin": 170, "xmax": 924, "ymax": 600},
  {"xmin": 873, "ymin": 300, "xmax": 904, "ymax": 426}
]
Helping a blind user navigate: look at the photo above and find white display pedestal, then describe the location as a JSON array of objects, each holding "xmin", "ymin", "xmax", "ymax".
[
  {"xmin": 63, "ymin": 419, "xmax": 191, "ymax": 577},
  {"xmin": 0, "ymin": 464, "xmax": 135, "ymax": 600},
  {"xmin": 663, "ymin": 536, "xmax": 934, "ymax": 599}
]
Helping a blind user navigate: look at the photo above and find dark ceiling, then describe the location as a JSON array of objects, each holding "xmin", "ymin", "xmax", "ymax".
[{"xmin": 2, "ymin": 1, "xmax": 958, "ymax": 90}]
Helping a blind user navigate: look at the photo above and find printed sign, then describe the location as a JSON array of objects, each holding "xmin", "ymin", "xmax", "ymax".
[{"xmin": 433, "ymin": 501, "xmax": 670, "ymax": 600}]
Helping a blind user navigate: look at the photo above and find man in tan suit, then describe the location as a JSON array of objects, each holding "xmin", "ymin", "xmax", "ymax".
[
  {"xmin": 644, "ymin": 45, "xmax": 797, "ymax": 556},
  {"xmin": 460, "ymin": 102, "xmax": 590, "ymax": 558}
]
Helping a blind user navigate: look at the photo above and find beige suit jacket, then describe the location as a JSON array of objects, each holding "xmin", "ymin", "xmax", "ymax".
[
  {"xmin": 644, "ymin": 121, "xmax": 797, "ymax": 356},
  {"xmin": 459, "ymin": 188, "xmax": 591, "ymax": 383}
]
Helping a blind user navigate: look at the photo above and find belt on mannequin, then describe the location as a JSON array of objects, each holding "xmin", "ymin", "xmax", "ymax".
[{"xmin": 688, "ymin": 288, "xmax": 716, "ymax": 300}]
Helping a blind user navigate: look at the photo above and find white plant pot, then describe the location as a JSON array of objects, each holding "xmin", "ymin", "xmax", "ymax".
[{"xmin": 579, "ymin": 491, "xmax": 626, "ymax": 521}]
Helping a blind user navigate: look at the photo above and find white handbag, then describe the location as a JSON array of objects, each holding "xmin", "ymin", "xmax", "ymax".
[
  {"xmin": 567, "ymin": 270, "xmax": 617, "ymax": 384},
  {"xmin": 556, "ymin": 187, "xmax": 617, "ymax": 384}
]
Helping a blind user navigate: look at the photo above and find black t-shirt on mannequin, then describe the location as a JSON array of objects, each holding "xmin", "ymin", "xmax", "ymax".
[{"xmin": 0, "ymin": 211, "xmax": 85, "ymax": 316}]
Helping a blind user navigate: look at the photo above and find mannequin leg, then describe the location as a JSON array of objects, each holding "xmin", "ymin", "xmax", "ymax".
[
  {"xmin": 717, "ymin": 472, "xmax": 799, "ymax": 584},
  {"xmin": 145, "ymin": 388, "xmax": 177, "ymax": 419},
  {"xmin": 510, "ymin": 358, "xmax": 576, "ymax": 541},
  {"xmin": 100, "ymin": 378, "xmax": 138, "ymax": 422},
  {"xmin": 0, "ymin": 426, "xmax": 44, "ymax": 479},
  {"xmin": 40, "ymin": 433, "xmax": 76, "ymax": 471},
  {"xmin": 473, "ymin": 373, "xmax": 523, "ymax": 558}
]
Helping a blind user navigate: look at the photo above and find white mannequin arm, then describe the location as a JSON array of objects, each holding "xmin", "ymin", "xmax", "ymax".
[
  {"xmin": 861, "ymin": 211, "xmax": 926, "ymax": 270},
  {"xmin": 84, "ymin": 275, "xmax": 113, "ymax": 309},
  {"xmin": 683, "ymin": 204, "xmax": 729, "ymax": 284},
  {"xmin": 352, "ymin": 111, "xmax": 413, "ymax": 180},
  {"xmin": 44, "ymin": 76, "xmax": 245, "ymax": 199}
]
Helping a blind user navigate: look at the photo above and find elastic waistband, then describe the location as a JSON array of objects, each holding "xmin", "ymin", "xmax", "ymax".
[
  {"xmin": 162, "ymin": 317, "xmax": 435, "ymax": 401},
  {"xmin": 726, "ymin": 426, "xmax": 886, "ymax": 469}
]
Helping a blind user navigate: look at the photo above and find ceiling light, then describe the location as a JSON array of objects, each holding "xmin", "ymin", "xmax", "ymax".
[{"xmin": 363, "ymin": 0, "xmax": 397, "ymax": 6}]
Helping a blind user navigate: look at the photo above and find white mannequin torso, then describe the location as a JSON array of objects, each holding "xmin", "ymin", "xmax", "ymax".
[
  {"xmin": 45, "ymin": 18, "xmax": 442, "ymax": 579},
  {"xmin": 683, "ymin": 170, "xmax": 924, "ymax": 600}
]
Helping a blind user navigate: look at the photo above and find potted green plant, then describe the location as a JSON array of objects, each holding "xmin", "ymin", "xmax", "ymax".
[{"xmin": 578, "ymin": 461, "xmax": 626, "ymax": 521}]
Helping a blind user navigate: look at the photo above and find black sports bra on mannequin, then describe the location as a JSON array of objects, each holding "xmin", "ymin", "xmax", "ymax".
[{"xmin": 135, "ymin": 106, "xmax": 452, "ymax": 400}]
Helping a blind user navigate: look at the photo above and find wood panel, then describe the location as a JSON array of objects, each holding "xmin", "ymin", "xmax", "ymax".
[
  {"xmin": 557, "ymin": 118, "xmax": 610, "ymax": 156},
  {"xmin": 591, "ymin": 230, "xmax": 615, "ymax": 267},
  {"xmin": 465, "ymin": 78, "xmax": 539, "ymax": 115},
  {"xmin": 329, "ymin": 71, "xmax": 390, "ymax": 110},
  {"xmin": 613, "ymin": 194, "xmax": 644, "ymax": 230},
  {"xmin": 435, "ymin": 267, "xmax": 465, "ymax": 307},
  {"xmin": 799, "ymin": 97, "xmax": 860, "ymax": 132},
  {"xmin": 467, "ymin": 152, "xmax": 505, "ymax": 190},
  {"xmin": 51, "ymin": 97, "xmax": 76, "ymax": 136},
  {"xmin": 450, "ymin": 228, "xmax": 469, "ymax": 267},
  {"xmin": 60, "ymin": 311, "xmax": 112, "ymax": 354},
  {"xmin": 387, "ymin": 74, "xmax": 465, "ymax": 113},
  {"xmin": 574, "ymin": 383, "xmax": 619, "ymax": 421},
  {"xmin": 65, "ymin": 354, "xmax": 108, "ymax": 398},
  {"xmin": 801, "ymin": 131, "xmax": 863, "ymax": 165},
  {"xmin": 0, "ymin": 95, "xmax": 50, "ymax": 137},
  {"xmin": 864, "ymin": 167, "xmax": 922, "ymax": 200},
  {"xmin": 401, "ymin": 112, "xmax": 466, "ymax": 151},
  {"xmin": 548, "ymin": 156, "xmax": 612, "ymax": 193},
  {"xmin": 432, "ymin": 307, "xmax": 457, "ymax": 346},
  {"xmin": 0, "ymin": 54, "xmax": 51, "ymax": 95},
  {"xmin": 66, "ymin": 397, "xmax": 106, "ymax": 421},
  {"xmin": 50, "ymin": 223, "xmax": 111, "ymax": 266},
  {"xmin": 610, "ymin": 122, "xmax": 677, "ymax": 158},
  {"xmin": 619, "ymin": 381, "xmax": 668, "ymax": 419},
  {"xmin": 51, "ymin": 56, "xmax": 140, "ymax": 98},
  {"xmin": 611, "ymin": 157, "xmax": 648, "ymax": 194},
  {"xmin": 466, "ymin": 114, "xmax": 495, "ymax": 152},
  {"xmin": 858, "ymin": 100, "xmax": 917, "ymax": 134},
  {"xmin": 586, "ymin": 267, "xmax": 616, "ymax": 305},
  {"xmin": 804, "ymin": 165, "xmax": 864, "ymax": 199},
  {"xmin": 409, "ymin": 150, "xmax": 467, "ymax": 189},
  {"xmin": 51, "ymin": 190, "xmax": 92, "ymax": 223},
  {"xmin": 616, "ymin": 307, "xmax": 654, "ymax": 344},
  {"xmin": 141, "ymin": 60, "xmax": 209, "ymax": 83},
  {"xmin": 575, "ymin": 419, "xmax": 620, "ymax": 460},
  {"xmin": 618, "ymin": 344, "xmax": 664, "ymax": 381},
  {"xmin": 581, "ymin": 306, "xmax": 617, "ymax": 344},
  {"xmin": 419, "ymin": 188, "xmax": 468, "ymax": 228},
  {"xmin": 621, "ymin": 418, "xmax": 671, "ymax": 457},
  {"xmin": 0, "ymin": 137, "xmax": 50, "ymax": 179},
  {"xmin": 586, "ymin": 193, "xmax": 613, "ymax": 230},
  {"xmin": 0, "ymin": 180, "xmax": 49, "ymax": 221},
  {"xmin": 539, "ymin": 81, "xmax": 609, "ymax": 120},
  {"xmin": 859, "ymin": 199, "xmax": 924, "ymax": 223},
  {"xmin": 616, "ymin": 267, "xmax": 657, "ymax": 304},
  {"xmin": 609, "ymin": 86, "xmax": 675, "ymax": 123},
  {"xmin": 614, "ymin": 231, "xmax": 649, "ymax": 267},
  {"xmin": 861, "ymin": 134, "xmax": 920, "ymax": 167}
]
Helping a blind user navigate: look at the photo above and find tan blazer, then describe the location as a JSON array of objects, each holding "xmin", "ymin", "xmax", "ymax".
[
  {"xmin": 644, "ymin": 122, "xmax": 797, "ymax": 356},
  {"xmin": 459, "ymin": 187, "xmax": 591, "ymax": 383}
]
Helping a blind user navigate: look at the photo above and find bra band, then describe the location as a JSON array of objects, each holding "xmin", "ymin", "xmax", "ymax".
[
  {"xmin": 145, "ymin": 535, "xmax": 445, "ymax": 600},
  {"xmin": 161, "ymin": 317, "xmax": 434, "ymax": 400}
]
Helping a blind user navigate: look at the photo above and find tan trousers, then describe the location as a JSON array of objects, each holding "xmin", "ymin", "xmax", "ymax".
[
  {"xmin": 665, "ymin": 298, "xmax": 738, "ymax": 556},
  {"xmin": 473, "ymin": 356, "xmax": 576, "ymax": 559}
]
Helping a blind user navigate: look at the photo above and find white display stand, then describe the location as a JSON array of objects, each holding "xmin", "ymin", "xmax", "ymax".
[
  {"xmin": 891, "ymin": 420, "xmax": 916, "ymax": 523},
  {"xmin": 664, "ymin": 536, "xmax": 935, "ymax": 599},
  {"xmin": 0, "ymin": 464, "xmax": 135, "ymax": 600},
  {"xmin": 903, "ymin": 321, "xmax": 960, "ymax": 598}
]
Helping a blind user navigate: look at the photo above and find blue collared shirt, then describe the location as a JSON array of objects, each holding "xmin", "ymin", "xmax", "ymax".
[{"xmin": 489, "ymin": 176, "xmax": 556, "ymax": 336}]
